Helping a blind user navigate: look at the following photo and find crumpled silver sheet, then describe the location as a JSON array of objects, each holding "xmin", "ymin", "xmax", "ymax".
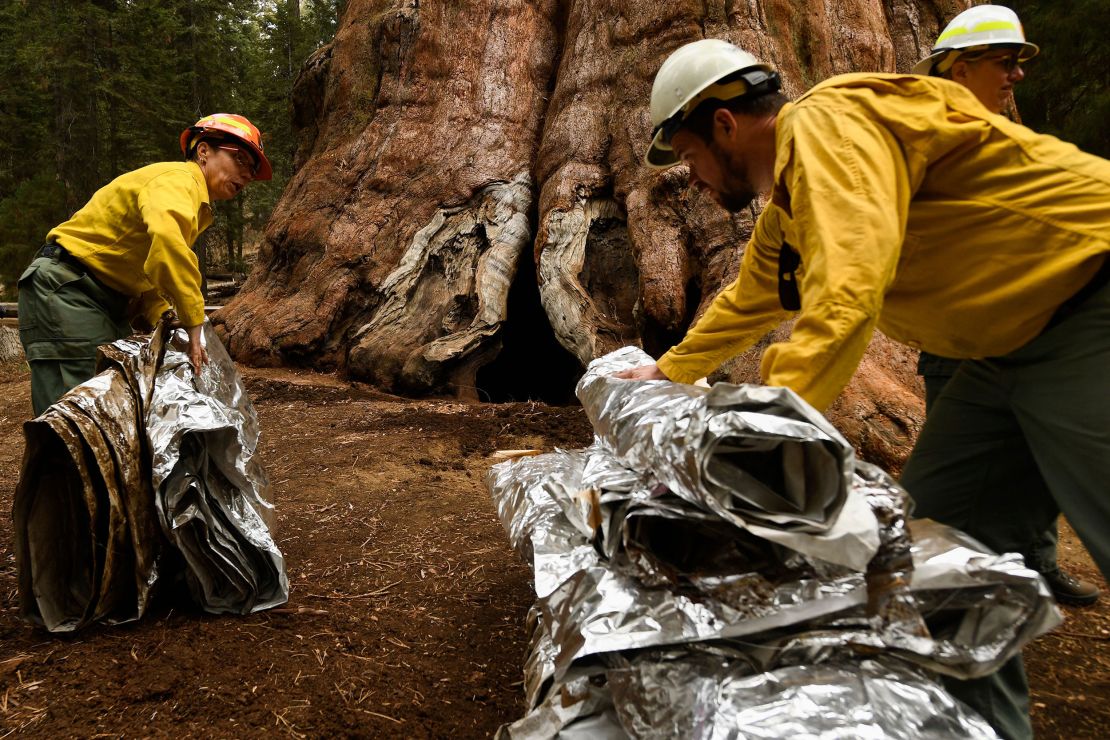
[
  {"xmin": 488, "ymin": 428, "xmax": 1060, "ymax": 736},
  {"xmin": 13, "ymin": 334, "xmax": 167, "ymax": 632},
  {"xmin": 496, "ymin": 661, "xmax": 626, "ymax": 740},
  {"xmin": 490, "ymin": 446, "xmax": 1057, "ymax": 682},
  {"xmin": 13, "ymin": 320, "xmax": 287, "ymax": 631},
  {"xmin": 499, "ymin": 646, "xmax": 998, "ymax": 739},
  {"xmin": 606, "ymin": 651, "xmax": 998, "ymax": 739},
  {"xmin": 145, "ymin": 322, "xmax": 287, "ymax": 613},
  {"xmin": 576, "ymin": 347, "xmax": 879, "ymax": 571},
  {"xmin": 492, "ymin": 450, "xmax": 589, "ymax": 590}
]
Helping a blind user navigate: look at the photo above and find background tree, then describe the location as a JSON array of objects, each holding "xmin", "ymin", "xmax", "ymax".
[
  {"xmin": 0, "ymin": 0, "xmax": 340, "ymax": 292},
  {"xmin": 0, "ymin": 0, "xmax": 75, "ymax": 284},
  {"xmin": 214, "ymin": 0, "xmax": 972, "ymax": 471},
  {"xmin": 1008, "ymin": 0, "xmax": 1109, "ymax": 158}
]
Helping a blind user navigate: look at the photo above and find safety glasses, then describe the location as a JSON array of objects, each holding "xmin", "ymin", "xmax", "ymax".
[
  {"xmin": 968, "ymin": 52, "xmax": 1023, "ymax": 73},
  {"xmin": 217, "ymin": 145, "xmax": 259, "ymax": 176}
]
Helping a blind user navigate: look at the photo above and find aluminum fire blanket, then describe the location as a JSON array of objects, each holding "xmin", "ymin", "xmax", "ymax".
[
  {"xmin": 576, "ymin": 346, "xmax": 880, "ymax": 570},
  {"xmin": 14, "ymin": 336, "xmax": 163, "ymax": 632},
  {"xmin": 148, "ymin": 323, "xmax": 287, "ymax": 613},
  {"xmin": 487, "ymin": 347, "xmax": 1061, "ymax": 738},
  {"xmin": 14, "ymin": 321, "xmax": 288, "ymax": 632}
]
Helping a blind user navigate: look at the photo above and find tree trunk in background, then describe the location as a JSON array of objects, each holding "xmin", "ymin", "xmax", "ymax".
[
  {"xmin": 0, "ymin": 326, "xmax": 22, "ymax": 364},
  {"xmin": 215, "ymin": 0, "xmax": 969, "ymax": 470},
  {"xmin": 286, "ymin": 0, "xmax": 301, "ymax": 81}
]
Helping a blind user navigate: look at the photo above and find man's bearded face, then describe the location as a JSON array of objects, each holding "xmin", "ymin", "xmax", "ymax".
[
  {"xmin": 708, "ymin": 138, "xmax": 757, "ymax": 212},
  {"xmin": 671, "ymin": 128, "xmax": 757, "ymax": 213}
]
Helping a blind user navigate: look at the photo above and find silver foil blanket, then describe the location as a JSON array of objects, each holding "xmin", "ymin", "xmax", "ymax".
[
  {"xmin": 14, "ymin": 321, "xmax": 287, "ymax": 632},
  {"xmin": 147, "ymin": 323, "xmax": 288, "ymax": 614},
  {"xmin": 605, "ymin": 650, "xmax": 999, "ymax": 739},
  {"xmin": 504, "ymin": 648, "xmax": 999, "ymax": 739},
  {"xmin": 13, "ymin": 336, "xmax": 164, "ymax": 632},
  {"xmin": 488, "ymin": 347, "xmax": 1061, "ymax": 738},
  {"xmin": 575, "ymin": 346, "xmax": 880, "ymax": 571}
]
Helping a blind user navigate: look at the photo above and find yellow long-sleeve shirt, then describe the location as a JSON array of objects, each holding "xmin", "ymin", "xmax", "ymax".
[
  {"xmin": 657, "ymin": 73, "xmax": 1110, "ymax": 410},
  {"xmin": 48, "ymin": 161, "xmax": 212, "ymax": 328}
]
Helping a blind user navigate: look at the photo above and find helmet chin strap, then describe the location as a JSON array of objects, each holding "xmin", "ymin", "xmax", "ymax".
[
  {"xmin": 932, "ymin": 50, "xmax": 963, "ymax": 76},
  {"xmin": 186, "ymin": 127, "xmax": 208, "ymax": 153}
]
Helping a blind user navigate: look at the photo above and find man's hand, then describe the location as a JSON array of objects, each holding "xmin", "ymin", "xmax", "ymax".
[
  {"xmin": 613, "ymin": 363, "xmax": 671, "ymax": 381},
  {"xmin": 185, "ymin": 324, "xmax": 209, "ymax": 376}
]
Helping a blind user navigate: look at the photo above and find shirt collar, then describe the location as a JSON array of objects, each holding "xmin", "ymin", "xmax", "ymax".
[{"xmin": 186, "ymin": 160, "xmax": 212, "ymax": 206}]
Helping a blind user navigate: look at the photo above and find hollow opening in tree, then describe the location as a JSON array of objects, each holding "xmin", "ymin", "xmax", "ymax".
[
  {"xmin": 580, "ymin": 215, "xmax": 642, "ymax": 349},
  {"xmin": 476, "ymin": 258, "xmax": 581, "ymax": 405}
]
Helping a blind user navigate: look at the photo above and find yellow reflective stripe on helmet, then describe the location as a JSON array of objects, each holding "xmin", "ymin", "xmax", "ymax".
[
  {"xmin": 937, "ymin": 20, "xmax": 1020, "ymax": 45},
  {"xmin": 209, "ymin": 116, "xmax": 255, "ymax": 138}
]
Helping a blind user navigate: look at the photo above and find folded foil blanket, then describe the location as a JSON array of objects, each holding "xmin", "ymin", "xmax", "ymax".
[
  {"xmin": 487, "ymin": 347, "xmax": 1060, "ymax": 739},
  {"xmin": 14, "ymin": 321, "xmax": 288, "ymax": 632}
]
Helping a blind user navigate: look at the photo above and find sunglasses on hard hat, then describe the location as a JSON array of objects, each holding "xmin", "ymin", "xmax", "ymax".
[{"xmin": 217, "ymin": 145, "xmax": 259, "ymax": 176}]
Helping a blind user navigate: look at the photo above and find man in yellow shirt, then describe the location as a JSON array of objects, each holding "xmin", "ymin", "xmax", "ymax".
[
  {"xmin": 620, "ymin": 39, "xmax": 1110, "ymax": 740},
  {"xmin": 910, "ymin": 6, "xmax": 1098, "ymax": 608},
  {"xmin": 17, "ymin": 114, "xmax": 272, "ymax": 416}
]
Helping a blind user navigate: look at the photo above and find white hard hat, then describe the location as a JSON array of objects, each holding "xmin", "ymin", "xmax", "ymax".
[
  {"xmin": 912, "ymin": 4, "xmax": 1039, "ymax": 76},
  {"xmin": 645, "ymin": 39, "xmax": 779, "ymax": 168}
]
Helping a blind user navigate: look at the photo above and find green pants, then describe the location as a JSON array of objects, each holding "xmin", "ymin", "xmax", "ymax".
[
  {"xmin": 921, "ymin": 358, "xmax": 1061, "ymax": 578},
  {"xmin": 17, "ymin": 255, "xmax": 131, "ymax": 416},
  {"xmin": 902, "ymin": 279, "xmax": 1110, "ymax": 740}
]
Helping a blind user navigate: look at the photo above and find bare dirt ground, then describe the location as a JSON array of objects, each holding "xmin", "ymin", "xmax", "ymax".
[{"xmin": 0, "ymin": 362, "xmax": 1107, "ymax": 738}]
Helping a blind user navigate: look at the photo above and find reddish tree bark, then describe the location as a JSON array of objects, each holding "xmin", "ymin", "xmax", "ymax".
[{"xmin": 215, "ymin": 0, "xmax": 970, "ymax": 469}]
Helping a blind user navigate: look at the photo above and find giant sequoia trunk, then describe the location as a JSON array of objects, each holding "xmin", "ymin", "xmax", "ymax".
[{"xmin": 215, "ymin": 0, "xmax": 969, "ymax": 470}]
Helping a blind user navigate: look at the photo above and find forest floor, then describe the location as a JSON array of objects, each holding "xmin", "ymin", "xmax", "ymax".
[{"xmin": 0, "ymin": 362, "xmax": 1107, "ymax": 738}]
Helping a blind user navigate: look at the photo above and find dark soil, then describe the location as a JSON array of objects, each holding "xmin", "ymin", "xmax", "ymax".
[{"xmin": 0, "ymin": 363, "xmax": 1106, "ymax": 738}]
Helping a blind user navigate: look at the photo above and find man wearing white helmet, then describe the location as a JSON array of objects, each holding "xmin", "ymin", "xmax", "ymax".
[
  {"xmin": 912, "ymin": 4, "xmax": 1040, "ymax": 415},
  {"xmin": 913, "ymin": 5, "xmax": 1100, "ymax": 610},
  {"xmin": 619, "ymin": 36, "xmax": 1110, "ymax": 740},
  {"xmin": 912, "ymin": 4, "xmax": 1038, "ymax": 110}
]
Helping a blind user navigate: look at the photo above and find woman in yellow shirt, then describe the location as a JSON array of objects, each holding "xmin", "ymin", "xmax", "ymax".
[{"xmin": 17, "ymin": 113, "xmax": 271, "ymax": 415}]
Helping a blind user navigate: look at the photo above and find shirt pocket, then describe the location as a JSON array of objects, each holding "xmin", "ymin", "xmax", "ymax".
[
  {"xmin": 38, "ymin": 260, "xmax": 110, "ymax": 341},
  {"xmin": 18, "ymin": 261, "xmax": 40, "ymax": 285}
]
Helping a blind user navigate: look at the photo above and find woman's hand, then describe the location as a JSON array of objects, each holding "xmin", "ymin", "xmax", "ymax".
[{"xmin": 185, "ymin": 324, "xmax": 209, "ymax": 375}]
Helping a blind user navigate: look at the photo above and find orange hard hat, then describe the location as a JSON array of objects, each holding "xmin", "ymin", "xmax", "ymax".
[{"xmin": 180, "ymin": 113, "xmax": 273, "ymax": 181}]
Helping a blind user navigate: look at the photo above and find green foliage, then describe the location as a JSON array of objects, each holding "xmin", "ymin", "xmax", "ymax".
[
  {"xmin": 0, "ymin": 0, "xmax": 342, "ymax": 289},
  {"xmin": 0, "ymin": 174, "xmax": 68, "ymax": 284},
  {"xmin": 1008, "ymin": 0, "xmax": 1110, "ymax": 158}
]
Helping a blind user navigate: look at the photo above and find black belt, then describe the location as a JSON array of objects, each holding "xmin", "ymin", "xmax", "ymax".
[
  {"xmin": 37, "ymin": 241, "xmax": 129, "ymax": 304},
  {"xmin": 38, "ymin": 241, "xmax": 85, "ymax": 268}
]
